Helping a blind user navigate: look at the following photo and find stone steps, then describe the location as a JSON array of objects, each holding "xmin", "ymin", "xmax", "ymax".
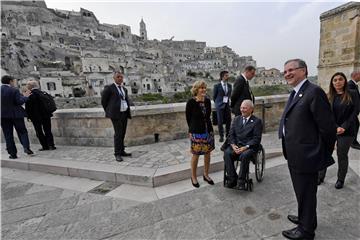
[{"xmin": 1, "ymin": 148, "xmax": 283, "ymax": 187}]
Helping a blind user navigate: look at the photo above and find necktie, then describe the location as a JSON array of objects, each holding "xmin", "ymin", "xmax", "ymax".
[
  {"xmin": 285, "ymin": 90, "xmax": 296, "ymax": 112},
  {"xmin": 243, "ymin": 117, "xmax": 247, "ymax": 125},
  {"xmin": 118, "ymin": 86, "xmax": 125, "ymax": 100},
  {"xmin": 223, "ymin": 83, "xmax": 227, "ymax": 95}
]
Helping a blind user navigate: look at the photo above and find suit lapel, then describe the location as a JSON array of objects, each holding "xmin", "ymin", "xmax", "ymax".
[{"xmin": 285, "ymin": 81, "xmax": 309, "ymax": 116}]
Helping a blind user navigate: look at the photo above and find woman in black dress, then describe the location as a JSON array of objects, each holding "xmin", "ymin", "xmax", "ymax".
[
  {"xmin": 186, "ymin": 80, "xmax": 215, "ymax": 188},
  {"xmin": 319, "ymin": 72, "xmax": 359, "ymax": 189}
]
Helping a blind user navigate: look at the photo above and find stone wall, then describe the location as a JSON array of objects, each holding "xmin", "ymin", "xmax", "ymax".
[
  {"xmin": 25, "ymin": 95, "xmax": 288, "ymax": 147},
  {"xmin": 318, "ymin": 2, "xmax": 360, "ymax": 89}
]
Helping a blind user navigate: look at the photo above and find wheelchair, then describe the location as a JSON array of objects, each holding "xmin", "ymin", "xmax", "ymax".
[{"xmin": 223, "ymin": 144, "xmax": 265, "ymax": 191}]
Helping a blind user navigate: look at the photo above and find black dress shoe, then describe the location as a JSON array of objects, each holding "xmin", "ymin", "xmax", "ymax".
[
  {"xmin": 191, "ymin": 178, "xmax": 200, "ymax": 188},
  {"xmin": 225, "ymin": 181, "xmax": 237, "ymax": 189},
  {"xmin": 121, "ymin": 151, "xmax": 132, "ymax": 157},
  {"xmin": 287, "ymin": 215, "xmax": 299, "ymax": 225},
  {"xmin": 39, "ymin": 148, "xmax": 50, "ymax": 151},
  {"xmin": 24, "ymin": 148, "xmax": 34, "ymax": 155},
  {"xmin": 49, "ymin": 146, "xmax": 57, "ymax": 150},
  {"xmin": 335, "ymin": 179, "xmax": 344, "ymax": 189},
  {"xmin": 9, "ymin": 155, "xmax": 17, "ymax": 159},
  {"xmin": 115, "ymin": 155, "xmax": 123, "ymax": 162},
  {"xmin": 238, "ymin": 180, "xmax": 246, "ymax": 190},
  {"xmin": 350, "ymin": 142, "xmax": 360, "ymax": 150},
  {"xmin": 203, "ymin": 175, "xmax": 214, "ymax": 185},
  {"xmin": 282, "ymin": 227, "xmax": 314, "ymax": 240},
  {"xmin": 219, "ymin": 137, "xmax": 224, "ymax": 142}
]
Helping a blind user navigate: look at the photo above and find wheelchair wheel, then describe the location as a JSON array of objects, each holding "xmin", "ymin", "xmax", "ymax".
[{"xmin": 255, "ymin": 146, "xmax": 265, "ymax": 182}]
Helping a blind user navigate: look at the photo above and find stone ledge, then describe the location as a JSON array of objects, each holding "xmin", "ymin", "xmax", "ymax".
[{"xmin": 1, "ymin": 149, "xmax": 283, "ymax": 187}]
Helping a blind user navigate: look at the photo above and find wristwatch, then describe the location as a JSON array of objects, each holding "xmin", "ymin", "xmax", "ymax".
[{"xmin": 245, "ymin": 145, "xmax": 250, "ymax": 149}]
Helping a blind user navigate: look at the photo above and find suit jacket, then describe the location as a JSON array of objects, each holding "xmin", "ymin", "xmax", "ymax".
[
  {"xmin": 1, "ymin": 85, "xmax": 27, "ymax": 119},
  {"xmin": 213, "ymin": 82, "xmax": 232, "ymax": 109},
  {"xmin": 331, "ymin": 90, "xmax": 359, "ymax": 137},
  {"xmin": 185, "ymin": 97, "xmax": 213, "ymax": 134},
  {"xmin": 279, "ymin": 80, "xmax": 337, "ymax": 173},
  {"xmin": 25, "ymin": 89, "xmax": 53, "ymax": 122},
  {"xmin": 230, "ymin": 75, "xmax": 254, "ymax": 115},
  {"xmin": 348, "ymin": 80, "xmax": 360, "ymax": 114},
  {"xmin": 101, "ymin": 83, "xmax": 131, "ymax": 119},
  {"xmin": 228, "ymin": 115, "xmax": 262, "ymax": 151}
]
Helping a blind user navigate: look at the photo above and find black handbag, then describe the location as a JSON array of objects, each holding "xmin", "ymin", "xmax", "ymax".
[{"xmin": 212, "ymin": 110, "xmax": 218, "ymax": 126}]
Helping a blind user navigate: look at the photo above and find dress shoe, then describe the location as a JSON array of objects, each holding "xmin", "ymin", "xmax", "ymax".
[
  {"xmin": 115, "ymin": 155, "xmax": 123, "ymax": 162},
  {"xmin": 225, "ymin": 181, "xmax": 237, "ymax": 189},
  {"xmin": 24, "ymin": 148, "xmax": 34, "ymax": 155},
  {"xmin": 9, "ymin": 155, "xmax": 17, "ymax": 159},
  {"xmin": 203, "ymin": 175, "xmax": 214, "ymax": 185},
  {"xmin": 282, "ymin": 227, "xmax": 314, "ymax": 240},
  {"xmin": 49, "ymin": 146, "xmax": 57, "ymax": 150},
  {"xmin": 219, "ymin": 137, "xmax": 224, "ymax": 142},
  {"xmin": 287, "ymin": 215, "xmax": 299, "ymax": 225},
  {"xmin": 350, "ymin": 143, "xmax": 360, "ymax": 150},
  {"xmin": 237, "ymin": 180, "xmax": 246, "ymax": 190},
  {"xmin": 191, "ymin": 177, "xmax": 200, "ymax": 188},
  {"xmin": 335, "ymin": 179, "xmax": 344, "ymax": 189},
  {"xmin": 39, "ymin": 148, "xmax": 49, "ymax": 151},
  {"xmin": 121, "ymin": 151, "xmax": 132, "ymax": 157}
]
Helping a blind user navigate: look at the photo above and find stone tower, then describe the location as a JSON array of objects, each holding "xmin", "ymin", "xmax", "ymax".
[
  {"xmin": 318, "ymin": 2, "xmax": 360, "ymax": 89},
  {"xmin": 140, "ymin": 18, "xmax": 147, "ymax": 40}
]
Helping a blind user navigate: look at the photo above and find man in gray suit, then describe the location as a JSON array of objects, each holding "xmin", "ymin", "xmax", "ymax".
[
  {"xmin": 223, "ymin": 100, "xmax": 262, "ymax": 190},
  {"xmin": 213, "ymin": 70, "xmax": 232, "ymax": 142}
]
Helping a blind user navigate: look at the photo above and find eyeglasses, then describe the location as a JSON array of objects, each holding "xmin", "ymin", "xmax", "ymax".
[{"xmin": 283, "ymin": 67, "xmax": 304, "ymax": 75}]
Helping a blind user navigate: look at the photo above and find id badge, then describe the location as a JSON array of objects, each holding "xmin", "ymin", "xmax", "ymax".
[{"xmin": 223, "ymin": 96, "xmax": 229, "ymax": 103}]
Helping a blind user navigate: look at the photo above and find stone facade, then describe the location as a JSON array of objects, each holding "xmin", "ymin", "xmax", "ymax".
[
  {"xmin": 1, "ymin": 1, "xmax": 259, "ymax": 99},
  {"xmin": 24, "ymin": 95, "xmax": 287, "ymax": 147},
  {"xmin": 318, "ymin": 2, "xmax": 360, "ymax": 89}
]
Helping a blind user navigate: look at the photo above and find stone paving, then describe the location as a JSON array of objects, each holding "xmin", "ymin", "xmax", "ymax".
[
  {"xmin": 1, "ymin": 132, "xmax": 282, "ymax": 169},
  {"xmin": 2, "ymin": 163, "xmax": 359, "ymax": 240}
]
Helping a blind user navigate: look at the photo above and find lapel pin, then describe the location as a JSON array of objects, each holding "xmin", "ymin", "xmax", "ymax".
[
  {"xmin": 299, "ymin": 94, "xmax": 303, "ymax": 97},
  {"xmin": 250, "ymin": 119, "xmax": 254, "ymax": 123}
]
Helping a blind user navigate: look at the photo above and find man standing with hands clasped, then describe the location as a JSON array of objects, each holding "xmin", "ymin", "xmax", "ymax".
[
  {"xmin": 213, "ymin": 70, "xmax": 232, "ymax": 142},
  {"xmin": 101, "ymin": 72, "xmax": 132, "ymax": 162},
  {"xmin": 279, "ymin": 59, "xmax": 336, "ymax": 240}
]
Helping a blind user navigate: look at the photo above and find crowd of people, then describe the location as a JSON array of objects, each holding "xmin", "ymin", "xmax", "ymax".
[{"xmin": 1, "ymin": 59, "xmax": 359, "ymax": 240}]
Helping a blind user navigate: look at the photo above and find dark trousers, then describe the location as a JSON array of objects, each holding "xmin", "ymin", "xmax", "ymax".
[
  {"xmin": 111, "ymin": 113, "xmax": 128, "ymax": 156},
  {"xmin": 319, "ymin": 135, "xmax": 355, "ymax": 182},
  {"xmin": 1, "ymin": 118, "xmax": 30, "ymax": 156},
  {"xmin": 32, "ymin": 117, "xmax": 55, "ymax": 149},
  {"xmin": 289, "ymin": 167, "xmax": 318, "ymax": 235},
  {"xmin": 353, "ymin": 117, "xmax": 359, "ymax": 144},
  {"xmin": 216, "ymin": 105, "xmax": 231, "ymax": 138},
  {"xmin": 224, "ymin": 146, "xmax": 255, "ymax": 183}
]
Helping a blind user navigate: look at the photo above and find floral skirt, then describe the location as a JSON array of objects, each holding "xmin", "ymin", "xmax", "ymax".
[{"xmin": 190, "ymin": 133, "xmax": 215, "ymax": 155}]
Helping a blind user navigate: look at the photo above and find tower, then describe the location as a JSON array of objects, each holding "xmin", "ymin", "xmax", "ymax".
[{"xmin": 140, "ymin": 18, "xmax": 147, "ymax": 40}]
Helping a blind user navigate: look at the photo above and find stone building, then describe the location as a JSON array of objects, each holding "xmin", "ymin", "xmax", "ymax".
[
  {"xmin": 318, "ymin": 2, "xmax": 360, "ymax": 89},
  {"xmin": 1, "ymin": 0, "xmax": 261, "ymax": 98}
]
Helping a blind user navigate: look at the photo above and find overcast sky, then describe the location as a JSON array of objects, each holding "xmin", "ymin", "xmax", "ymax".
[{"xmin": 45, "ymin": 0, "xmax": 347, "ymax": 76}]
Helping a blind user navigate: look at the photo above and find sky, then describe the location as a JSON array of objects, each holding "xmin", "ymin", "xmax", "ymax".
[{"xmin": 44, "ymin": 0, "xmax": 347, "ymax": 76}]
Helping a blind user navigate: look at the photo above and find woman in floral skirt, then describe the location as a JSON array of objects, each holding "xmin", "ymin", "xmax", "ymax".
[{"xmin": 186, "ymin": 80, "xmax": 215, "ymax": 188}]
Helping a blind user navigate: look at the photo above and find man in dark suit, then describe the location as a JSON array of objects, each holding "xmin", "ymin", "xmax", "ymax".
[
  {"xmin": 101, "ymin": 72, "xmax": 132, "ymax": 162},
  {"xmin": 1, "ymin": 75, "xmax": 34, "ymax": 158},
  {"xmin": 230, "ymin": 65, "xmax": 256, "ymax": 116},
  {"xmin": 213, "ymin": 70, "xmax": 232, "ymax": 142},
  {"xmin": 224, "ymin": 100, "xmax": 262, "ymax": 190},
  {"xmin": 25, "ymin": 80, "xmax": 56, "ymax": 151},
  {"xmin": 348, "ymin": 70, "xmax": 360, "ymax": 150},
  {"xmin": 279, "ymin": 59, "xmax": 337, "ymax": 240}
]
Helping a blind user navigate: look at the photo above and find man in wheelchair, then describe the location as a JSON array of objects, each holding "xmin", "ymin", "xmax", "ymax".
[{"xmin": 224, "ymin": 100, "xmax": 263, "ymax": 190}]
